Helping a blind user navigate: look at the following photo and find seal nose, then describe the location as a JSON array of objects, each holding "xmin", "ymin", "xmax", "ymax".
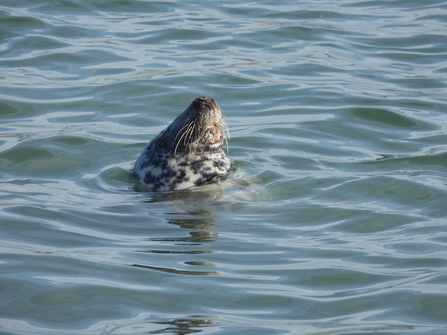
[{"xmin": 195, "ymin": 96, "xmax": 215, "ymax": 105}]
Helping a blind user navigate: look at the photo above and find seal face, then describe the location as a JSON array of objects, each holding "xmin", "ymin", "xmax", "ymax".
[{"xmin": 134, "ymin": 97, "xmax": 231, "ymax": 191}]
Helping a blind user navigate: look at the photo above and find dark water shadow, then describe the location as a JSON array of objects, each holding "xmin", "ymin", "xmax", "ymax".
[
  {"xmin": 131, "ymin": 209, "xmax": 220, "ymax": 276},
  {"xmin": 130, "ymin": 177, "xmax": 226, "ymax": 275},
  {"xmin": 151, "ymin": 316, "xmax": 218, "ymax": 334},
  {"xmin": 132, "ymin": 263, "xmax": 218, "ymax": 276}
]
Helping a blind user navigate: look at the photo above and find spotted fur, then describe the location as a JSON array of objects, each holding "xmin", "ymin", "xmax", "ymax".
[{"xmin": 134, "ymin": 97, "xmax": 231, "ymax": 191}]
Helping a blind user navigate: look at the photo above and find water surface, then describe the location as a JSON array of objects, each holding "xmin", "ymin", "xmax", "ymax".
[{"xmin": 1, "ymin": 1, "xmax": 447, "ymax": 334}]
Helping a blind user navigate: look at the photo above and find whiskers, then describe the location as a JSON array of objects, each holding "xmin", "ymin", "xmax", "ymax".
[
  {"xmin": 221, "ymin": 118, "xmax": 230, "ymax": 152},
  {"xmin": 174, "ymin": 120, "xmax": 196, "ymax": 156}
]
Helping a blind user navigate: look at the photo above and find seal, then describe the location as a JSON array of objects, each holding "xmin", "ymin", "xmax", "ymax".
[{"xmin": 134, "ymin": 97, "xmax": 231, "ymax": 191}]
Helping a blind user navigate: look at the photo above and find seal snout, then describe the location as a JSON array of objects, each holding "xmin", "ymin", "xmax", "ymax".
[{"xmin": 194, "ymin": 96, "xmax": 216, "ymax": 105}]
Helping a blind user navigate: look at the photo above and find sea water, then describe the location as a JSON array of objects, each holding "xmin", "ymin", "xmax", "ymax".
[{"xmin": 1, "ymin": 1, "xmax": 447, "ymax": 334}]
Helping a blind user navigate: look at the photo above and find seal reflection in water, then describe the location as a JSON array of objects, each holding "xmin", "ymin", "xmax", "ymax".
[{"xmin": 134, "ymin": 97, "xmax": 231, "ymax": 191}]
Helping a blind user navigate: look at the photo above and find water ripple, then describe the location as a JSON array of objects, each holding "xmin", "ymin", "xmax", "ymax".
[{"xmin": 1, "ymin": 1, "xmax": 447, "ymax": 334}]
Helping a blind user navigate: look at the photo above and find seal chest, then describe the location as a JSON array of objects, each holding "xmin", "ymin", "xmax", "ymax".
[{"xmin": 134, "ymin": 97, "xmax": 231, "ymax": 191}]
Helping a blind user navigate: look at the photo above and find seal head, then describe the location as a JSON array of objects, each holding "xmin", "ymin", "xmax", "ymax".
[{"xmin": 134, "ymin": 97, "xmax": 231, "ymax": 190}]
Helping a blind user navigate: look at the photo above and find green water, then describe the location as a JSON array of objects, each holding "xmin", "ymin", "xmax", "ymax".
[{"xmin": 1, "ymin": 1, "xmax": 447, "ymax": 334}]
